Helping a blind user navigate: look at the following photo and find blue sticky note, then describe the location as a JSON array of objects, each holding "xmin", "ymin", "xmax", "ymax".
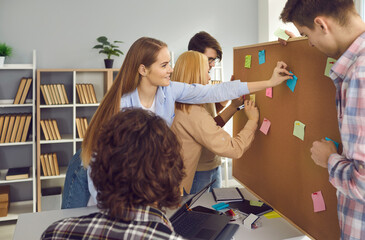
[
  {"xmin": 259, "ymin": 50, "xmax": 265, "ymax": 64},
  {"xmin": 286, "ymin": 71, "xmax": 298, "ymax": 92},
  {"xmin": 325, "ymin": 137, "xmax": 339, "ymax": 150}
]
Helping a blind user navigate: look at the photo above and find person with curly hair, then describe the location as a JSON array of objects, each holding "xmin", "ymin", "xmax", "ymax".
[{"xmin": 42, "ymin": 109, "xmax": 186, "ymax": 240}]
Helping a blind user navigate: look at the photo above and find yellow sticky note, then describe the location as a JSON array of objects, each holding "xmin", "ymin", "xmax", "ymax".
[
  {"xmin": 250, "ymin": 200, "xmax": 264, "ymax": 207},
  {"xmin": 264, "ymin": 211, "xmax": 281, "ymax": 219},
  {"xmin": 245, "ymin": 55, "xmax": 252, "ymax": 68},
  {"xmin": 250, "ymin": 94, "xmax": 255, "ymax": 103},
  {"xmin": 324, "ymin": 57, "xmax": 336, "ymax": 77},
  {"xmin": 293, "ymin": 120, "xmax": 305, "ymax": 141}
]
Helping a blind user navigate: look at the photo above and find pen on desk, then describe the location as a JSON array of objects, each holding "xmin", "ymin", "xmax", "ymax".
[{"xmin": 237, "ymin": 104, "xmax": 245, "ymax": 111}]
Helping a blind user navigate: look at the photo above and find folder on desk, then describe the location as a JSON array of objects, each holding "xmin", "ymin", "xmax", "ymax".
[{"xmin": 229, "ymin": 199, "xmax": 273, "ymax": 216}]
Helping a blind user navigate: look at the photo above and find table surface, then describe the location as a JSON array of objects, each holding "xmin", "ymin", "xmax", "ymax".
[{"xmin": 13, "ymin": 188, "xmax": 310, "ymax": 240}]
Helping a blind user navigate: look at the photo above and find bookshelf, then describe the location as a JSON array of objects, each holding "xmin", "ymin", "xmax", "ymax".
[
  {"xmin": 36, "ymin": 68, "xmax": 118, "ymax": 211},
  {"xmin": 0, "ymin": 50, "xmax": 36, "ymax": 221}
]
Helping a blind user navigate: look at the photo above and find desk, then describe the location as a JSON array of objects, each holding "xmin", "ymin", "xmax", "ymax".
[{"xmin": 14, "ymin": 188, "xmax": 309, "ymax": 240}]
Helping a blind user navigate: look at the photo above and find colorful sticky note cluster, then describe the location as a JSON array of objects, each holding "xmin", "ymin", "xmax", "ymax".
[
  {"xmin": 274, "ymin": 28, "xmax": 290, "ymax": 41},
  {"xmin": 324, "ymin": 57, "xmax": 336, "ymax": 77},
  {"xmin": 293, "ymin": 120, "xmax": 305, "ymax": 140},
  {"xmin": 286, "ymin": 71, "xmax": 298, "ymax": 92},
  {"xmin": 260, "ymin": 118, "xmax": 271, "ymax": 135},
  {"xmin": 259, "ymin": 50, "xmax": 266, "ymax": 64},
  {"xmin": 311, "ymin": 191, "xmax": 326, "ymax": 212},
  {"xmin": 266, "ymin": 87, "xmax": 272, "ymax": 98},
  {"xmin": 245, "ymin": 55, "xmax": 252, "ymax": 68}
]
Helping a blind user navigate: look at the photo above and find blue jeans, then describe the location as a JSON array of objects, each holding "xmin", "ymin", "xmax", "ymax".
[
  {"xmin": 190, "ymin": 166, "xmax": 222, "ymax": 194},
  {"xmin": 61, "ymin": 149, "xmax": 90, "ymax": 209}
]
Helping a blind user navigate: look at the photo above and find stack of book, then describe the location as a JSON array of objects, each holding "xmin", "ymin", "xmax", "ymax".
[
  {"xmin": 76, "ymin": 84, "xmax": 97, "ymax": 104},
  {"xmin": 40, "ymin": 119, "xmax": 61, "ymax": 140},
  {"xmin": 5, "ymin": 167, "xmax": 30, "ymax": 180},
  {"xmin": 40, "ymin": 153, "xmax": 60, "ymax": 177},
  {"xmin": 13, "ymin": 78, "xmax": 33, "ymax": 104},
  {"xmin": 0, "ymin": 114, "xmax": 32, "ymax": 143},
  {"xmin": 40, "ymin": 84, "xmax": 69, "ymax": 105},
  {"xmin": 75, "ymin": 117, "xmax": 89, "ymax": 138}
]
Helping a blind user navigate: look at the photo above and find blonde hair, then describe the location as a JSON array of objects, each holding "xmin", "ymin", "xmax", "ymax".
[
  {"xmin": 172, "ymin": 51, "xmax": 209, "ymax": 112},
  {"xmin": 81, "ymin": 37, "xmax": 167, "ymax": 167}
]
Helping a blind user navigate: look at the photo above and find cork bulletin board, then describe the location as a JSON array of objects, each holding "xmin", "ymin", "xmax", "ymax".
[{"xmin": 232, "ymin": 38, "xmax": 341, "ymax": 240}]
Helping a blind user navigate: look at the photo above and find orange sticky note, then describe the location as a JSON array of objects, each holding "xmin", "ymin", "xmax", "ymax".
[
  {"xmin": 266, "ymin": 88, "xmax": 272, "ymax": 98},
  {"xmin": 260, "ymin": 118, "xmax": 271, "ymax": 135},
  {"xmin": 312, "ymin": 191, "xmax": 326, "ymax": 212}
]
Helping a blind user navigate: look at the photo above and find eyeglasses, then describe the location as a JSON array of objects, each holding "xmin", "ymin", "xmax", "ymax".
[{"xmin": 208, "ymin": 58, "xmax": 218, "ymax": 64}]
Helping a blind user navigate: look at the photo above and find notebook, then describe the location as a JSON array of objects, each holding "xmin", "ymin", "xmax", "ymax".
[
  {"xmin": 170, "ymin": 180, "xmax": 231, "ymax": 240},
  {"xmin": 229, "ymin": 199, "xmax": 273, "ymax": 216},
  {"xmin": 212, "ymin": 187, "xmax": 244, "ymax": 202}
]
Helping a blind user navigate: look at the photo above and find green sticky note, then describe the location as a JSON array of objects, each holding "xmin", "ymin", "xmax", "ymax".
[
  {"xmin": 250, "ymin": 200, "xmax": 264, "ymax": 207},
  {"xmin": 324, "ymin": 57, "xmax": 336, "ymax": 77},
  {"xmin": 274, "ymin": 28, "xmax": 290, "ymax": 41},
  {"xmin": 245, "ymin": 55, "xmax": 252, "ymax": 68},
  {"xmin": 293, "ymin": 120, "xmax": 305, "ymax": 141}
]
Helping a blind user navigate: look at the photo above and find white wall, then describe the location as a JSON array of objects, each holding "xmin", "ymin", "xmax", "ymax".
[{"xmin": 0, "ymin": 0, "xmax": 258, "ymax": 83}]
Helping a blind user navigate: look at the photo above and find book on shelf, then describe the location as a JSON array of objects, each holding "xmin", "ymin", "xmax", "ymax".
[
  {"xmin": 81, "ymin": 84, "xmax": 91, "ymax": 104},
  {"xmin": 53, "ymin": 84, "xmax": 62, "ymax": 104},
  {"xmin": 80, "ymin": 117, "xmax": 86, "ymax": 137},
  {"xmin": 47, "ymin": 153, "xmax": 56, "ymax": 176},
  {"xmin": 43, "ymin": 85, "xmax": 53, "ymax": 105},
  {"xmin": 44, "ymin": 154, "xmax": 52, "ymax": 176},
  {"xmin": 76, "ymin": 84, "xmax": 84, "ymax": 104},
  {"xmin": 40, "ymin": 154, "xmax": 48, "ymax": 176},
  {"xmin": 0, "ymin": 115, "xmax": 10, "ymax": 143},
  {"xmin": 40, "ymin": 85, "xmax": 50, "ymax": 105},
  {"xmin": 52, "ymin": 153, "xmax": 60, "ymax": 175},
  {"xmin": 20, "ymin": 114, "xmax": 32, "ymax": 142},
  {"xmin": 44, "ymin": 119, "xmax": 55, "ymax": 140},
  {"xmin": 52, "ymin": 119, "xmax": 61, "ymax": 140},
  {"xmin": 75, "ymin": 118, "xmax": 83, "ymax": 138},
  {"xmin": 212, "ymin": 187, "xmax": 245, "ymax": 203},
  {"xmin": 40, "ymin": 120, "xmax": 50, "ymax": 140},
  {"xmin": 13, "ymin": 78, "xmax": 27, "ymax": 104},
  {"xmin": 0, "ymin": 115, "xmax": 4, "ymax": 141},
  {"xmin": 19, "ymin": 78, "xmax": 32, "ymax": 104},
  {"xmin": 61, "ymin": 84, "xmax": 69, "ymax": 104},
  {"xmin": 10, "ymin": 115, "xmax": 21, "ymax": 142},
  {"xmin": 56, "ymin": 84, "xmax": 66, "ymax": 104},
  {"xmin": 86, "ymin": 84, "xmax": 96, "ymax": 103},
  {"xmin": 83, "ymin": 118, "xmax": 88, "ymax": 133},
  {"xmin": 15, "ymin": 114, "xmax": 27, "ymax": 142},
  {"xmin": 4, "ymin": 115, "xmax": 15, "ymax": 143},
  {"xmin": 49, "ymin": 84, "xmax": 59, "ymax": 104},
  {"xmin": 0, "ymin": 185, "xmax": 10, "ymax": 202},
  {"xmin": 5, "ymin": 167, "xmax": 30, "ymax": 180},
  {"xmin": 90, "ymin": 84, "xmax": 97, "ymax": 103}
]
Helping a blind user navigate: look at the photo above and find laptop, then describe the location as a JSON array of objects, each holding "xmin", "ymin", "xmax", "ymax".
[{"xmin": 169, "ymin": 180, "xmax": 231, "ymax": 240}]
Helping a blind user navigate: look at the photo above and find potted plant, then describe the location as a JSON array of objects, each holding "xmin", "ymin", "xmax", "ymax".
[
  {"xmin": 92, "ymin": 36, "xmax": 123, "ymax": 68},
  {"xmin": 0, "ymin": 43, "xmax": 13, "ymax": 67}
]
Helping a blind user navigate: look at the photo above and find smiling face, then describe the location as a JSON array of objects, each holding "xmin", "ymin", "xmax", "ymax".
[
  {"xmin": 142, "ymin": 47, "xmax": 173, "ymax": 87},
  {"xmin": 204, "ymin": 47, "xmax": 218, "ymax": 70}
]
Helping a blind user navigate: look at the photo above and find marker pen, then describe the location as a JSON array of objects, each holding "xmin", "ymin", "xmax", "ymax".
[{"xmin": 237, "ymin": 104, "xmax": 245, "ymax": 111}]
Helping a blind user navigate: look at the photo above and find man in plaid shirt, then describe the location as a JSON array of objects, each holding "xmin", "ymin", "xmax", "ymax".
[
  {"xmin": 281, "ymin": 1, "xmax": 365, "ymax": 239},
  {"xmin": 41, "ymin": 109, "xmax": 186, "ymax": 240}
]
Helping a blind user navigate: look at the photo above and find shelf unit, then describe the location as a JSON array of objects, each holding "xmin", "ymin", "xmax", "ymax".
[
  {"xmin": 0, "ymin": 50, "xmax": 36, "ymax": 221},
  {"xmin": 36, "ymin": 68, "xmax": 118, "ymax": 211}
]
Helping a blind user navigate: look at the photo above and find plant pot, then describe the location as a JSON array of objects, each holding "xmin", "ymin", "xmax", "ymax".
[
  {"xmin": 104, "ymin": 59, "xmax": 114, "ymax": 69},
  {"xmin": 0, "ymin": 57, "xmax": 5, "ymax": 67}
]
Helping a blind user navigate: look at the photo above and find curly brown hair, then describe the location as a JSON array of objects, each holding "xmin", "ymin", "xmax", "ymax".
[{"xmin": 90, "ymin": 108, "xmax": 185, "ymax": 219}]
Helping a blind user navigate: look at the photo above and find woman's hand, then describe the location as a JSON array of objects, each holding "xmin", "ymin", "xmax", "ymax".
[
  {"xmin": 244, "ymin": 100, "xmax": 259, "ymax": 122},
  {"xmin": 268, "ymin": 61, "xmax": 293, "ymax": 87}
]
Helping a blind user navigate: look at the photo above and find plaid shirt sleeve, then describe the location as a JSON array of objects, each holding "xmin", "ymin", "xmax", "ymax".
[{"xmin": 328, "ymin": 56, "xmax": 365, "ymax": 204}]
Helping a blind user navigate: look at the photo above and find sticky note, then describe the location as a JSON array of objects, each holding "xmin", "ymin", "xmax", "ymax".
[
  {"xmin": 324, "ymin": 57, "xmax": 336, "ymax": 77},
  {"xmin": 325, "ymin": 137, "xmax": 339, "ymax": 150},
  {"xmin": 293, "ymin": 120, "xmax": 305, "ymax": 140},
  {"xmin": 274, "ymin": 28, "xmax": 290, "ymax": 41},
  {"xmin": 250, "ymin": 94, "xmax": 255, "ymax": 103},
  {"xmin": 312, "ymin": 191, "xmax": 326, "ymax": 212},
  {"xmin": 263, "ymin": 211, "xmax": 280, "ymax": 219},
  {"xmin": 266, "ymin": 87, "xmax": 272, "ymax": 98},
  {"xmin": 259, "ymin": 50, "xmax": 265, "ymax": 64},
  {"xmin": 243, "ymin": 213, "xmax": 259, "ymax": 229},
  {"xmin": 250, "ymin": 200, "xmax": 264, "ymax": 207},
  {"xmin": 245, "ymin": 55, "xmax": 252, "ymax": 68},
  {"xmin": 286, "ymin": 71, "xmax": 298, "ymax": 92},
  {"xmin": 260, "ymin": 118, "xmax": 271, "ymax": 135}
]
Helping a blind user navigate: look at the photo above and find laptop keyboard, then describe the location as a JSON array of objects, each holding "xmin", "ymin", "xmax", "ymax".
[{"xmin": 173, "ymin": 212, "xmax": 207, "ymax": 236}]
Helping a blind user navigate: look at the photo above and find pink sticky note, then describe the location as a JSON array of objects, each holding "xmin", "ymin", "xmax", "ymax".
[
  {"xmin": 311, "ymin": 191, "xmax": 326, "ymax": 212},
  {"xmin": 266, "ymin": 88, "xmax": 272, "ymax": 98},
  {"xmin": 260, "ymin": 118, "xmax": 271, "ymax": 135}
]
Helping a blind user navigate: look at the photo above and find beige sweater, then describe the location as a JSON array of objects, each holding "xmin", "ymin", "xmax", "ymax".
[{"xmin": 171, "ymin": 105, "xmax": 258, "ymax": 194}]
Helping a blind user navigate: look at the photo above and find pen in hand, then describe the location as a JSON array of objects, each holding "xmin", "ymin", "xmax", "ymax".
[{"xmin": 237, "ymin": 104, "xmax": 245, "ymax": 111}]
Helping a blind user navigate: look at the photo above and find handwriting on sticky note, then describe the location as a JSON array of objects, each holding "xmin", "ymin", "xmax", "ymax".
[
  {"xmin": 325, "ymin": 137, "xmax": 339, "ymax": 150},
  {"xmin": 245, "ymin": 55, "xmax": 252, "ymax": 68},
  {"xmin": 266, "ymin": 87, "xmax": 272, "ymax": 98},
  {"xmin": 250, "ymin": 94, "xmax": 255, "ymax": 103},
  {"xmin": 250, "ymin": 200, "xmax": 264, "ymax": 207},
  {"xmin": 274, "ymin": 28, "xmax": 290, "ymax": 41},
  {"xmin": 286, "ymin": 71, "xmax": 298, "ymax": 92},
  {"xmin": 260, "ymin": 118, "xmax": 271, "ymax": 135},
  {"xmin": 324, "ymin": 57, "xmax": 336, "ymax": 77},
  {"xmin": 312, "ymin": 191, "xmax": 326, "ymax": 212},
  {"xmin": 293, "ymin": 120, "xmax": 305, "ymax": 140},
  {"xmin": 259, "ymin": 50, "xmax": 265, "ymax": 64}
]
